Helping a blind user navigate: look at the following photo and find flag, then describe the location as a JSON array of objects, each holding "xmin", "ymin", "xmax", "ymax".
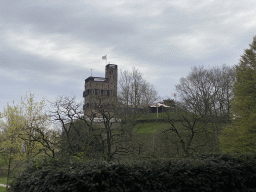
[{"xmin": 102, "ymin": 55, "xmax": 107, "ymax": 60}]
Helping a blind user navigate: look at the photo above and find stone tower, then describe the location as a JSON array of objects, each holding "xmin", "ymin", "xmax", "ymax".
[{"xmin": 83, "ymin": 64, "xmax": 118, "ymax": 113}]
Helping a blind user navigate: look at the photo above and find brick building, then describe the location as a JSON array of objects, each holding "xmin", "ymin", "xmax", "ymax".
[{"xmin": 83, "ymin": 64, "xmax": 118, "ymax": 113}]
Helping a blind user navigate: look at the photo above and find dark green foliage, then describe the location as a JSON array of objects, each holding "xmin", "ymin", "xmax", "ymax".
[
  {"xmin": 8, "ymin": 153, "xmax": 256, "ymax": 192},
  {"xmin": 220, "ymin": 36, "xmax": 256, "ymax": 152}
]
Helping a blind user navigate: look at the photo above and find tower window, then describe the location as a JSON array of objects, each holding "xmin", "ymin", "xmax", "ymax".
[
  {"xmin": 96, "ymin": 89, "xmax": 101, "ymax": 95},
  {"xmin": 102, "ymin": 90, "xmax": 108, "ymax": 96}
]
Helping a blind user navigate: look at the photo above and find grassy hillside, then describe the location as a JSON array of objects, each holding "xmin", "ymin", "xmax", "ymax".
[
  {"xmin": 0, "ymin": 177, "xmax": 6, "ymax": 192},
  {"xmin": 0, "ymin": 177, "xmax": 6, "ymax": 185},
  {"xmin": 130, "ymin": 112, "xmax": 221, "ymax": 158},
  {"xmin": 133, "ymin": 122, "xmax": 169, "ymax": 134}
]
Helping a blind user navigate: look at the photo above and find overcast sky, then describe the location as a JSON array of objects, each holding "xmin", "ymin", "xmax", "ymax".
[{"xmin": 1, "ymin": 0, "xmax": 256, "ymax": 110}]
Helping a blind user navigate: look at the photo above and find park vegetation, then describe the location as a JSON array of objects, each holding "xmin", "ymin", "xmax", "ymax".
[
  {"xmin": 220, "ymin": 36, "xmax": 256, "ymax": 153},
  {"xmin": 1, "ymin": 36, "xmax": 256, "ymax": 191}
]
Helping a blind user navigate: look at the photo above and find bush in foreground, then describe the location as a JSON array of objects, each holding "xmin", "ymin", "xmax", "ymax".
[{"xmin": 8, "ymin": 153, "xmax": 256, "ymax": 192}]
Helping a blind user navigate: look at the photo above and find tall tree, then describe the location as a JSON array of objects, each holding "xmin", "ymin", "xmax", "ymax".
[
  {"xmin": 51, "ymin": 95, "xmax": 132, "ymax": 162},
  {"xmin": 0, "ymin": 93, "xmax": 55, "ymax": 186},
  {"xmin": 118, "ymin": 67, "xmax": 158, "ymax": 127},
  {"xmin": 220, "ymin": 36, "xmax": 256, "ymax": 152},
  {"xmin": 166, "ymin": 65, "xmax": 235, "ymax": 155},
  {"xmin": 118, "ymin": 67, "xmax": 158, "ymax": 108},
  {"xmin": 19, "ymin": 93, "xmax": 54, "ymax": 158},
  {"xmin": 176, "ymin": 65, "xmax": 235, "ymax": 121},
  {"xmin": 0, "ymin": 103, "xmax": 25, "ymax": 187}
]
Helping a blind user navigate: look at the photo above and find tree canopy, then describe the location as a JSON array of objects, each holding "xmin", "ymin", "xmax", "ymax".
[
  {"xmin": 0, "ymin": 93, "xmax": 57, "ymax": 186},
  {"xmin": 175, "ymin": 65, "xmax": 235, "ymax": 120},
  {"xmin": 118, "ymin": 67, "xmax": 158, "ymax": 107},
  {"xmin": 220, "ymin": 36, "xmax": 256, "ymax": 152}
]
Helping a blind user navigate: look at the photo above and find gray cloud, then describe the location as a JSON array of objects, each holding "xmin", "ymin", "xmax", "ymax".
[{"xmin": 1, "ymin": 0, "xmax": 256, "ymax": 109}]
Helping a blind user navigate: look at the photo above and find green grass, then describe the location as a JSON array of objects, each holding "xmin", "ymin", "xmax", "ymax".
[
  {"xmin": 133, "ymin": 119, "xmax": 215, "ymax": 135},
  {"xmin": 0, "ymin": 178, "xmax": 6, "ymax": 192},
  {"xmin": 0, "ymin": 178, "xmax": 7, "ymax": 185},
  {"xmin": 134, "ymin": 122, "xmax": 170, "ymax": 134}
]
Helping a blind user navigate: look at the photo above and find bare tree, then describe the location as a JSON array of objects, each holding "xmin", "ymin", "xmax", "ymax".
[
  {"xmin": 155, "ymin": 102, "xmax": 220, "ymax": 157},
  {"xmin": 50, "ymin": 95, "xmax": 134, "ymax": 162},
  {"xmin": 118, "ymin": 68, "xmax": 158, "ymax": 128},
  {"xmin": 49, "ymin": 95, "xmax": 83, "ymax": 157},
  {"xmin": 118, "ymin": 68, "xmax": 158, "ymax": 107},
  {"xmin": 175, "ymin": 65, "xmax": 235, "ymax": 123},
  {"xmin": 159, "ymin": 65, "xmax": 235, "ymax": 156}
]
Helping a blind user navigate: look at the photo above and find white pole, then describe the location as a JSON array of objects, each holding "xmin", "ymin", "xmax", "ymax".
[{"xmin": 157, "ymin": 103, "xmax": 158, "ymax": 119}]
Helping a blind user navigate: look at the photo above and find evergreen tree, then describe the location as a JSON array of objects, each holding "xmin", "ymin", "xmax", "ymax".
[{"xmin": 220, "ymin": 36, "xmax": 256, "ymax": 152}]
